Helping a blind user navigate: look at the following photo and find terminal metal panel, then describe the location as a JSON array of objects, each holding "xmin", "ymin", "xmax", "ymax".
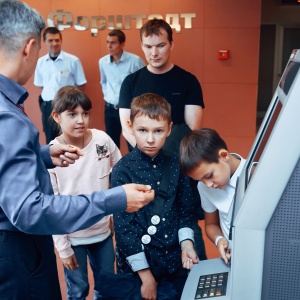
[
  {"xmin": 182, "ymin": 49, "xmax": 300, "ymax": 300},
  {"xmin": 262, "ymin": 159, "xmax": 300, "ymax": 300}
]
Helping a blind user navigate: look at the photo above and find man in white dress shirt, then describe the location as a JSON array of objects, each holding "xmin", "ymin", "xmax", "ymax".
[
  {"xmin": 99, "ymin": 29, "xmax": 145, "ymax": 149},
  {"xmin": 34, "ymin": 27, "xmax": 87, "ymax": 144}
]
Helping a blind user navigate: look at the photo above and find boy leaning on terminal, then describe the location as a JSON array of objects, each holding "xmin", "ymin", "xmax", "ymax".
[{"xmin": 179, "ymin": 128, "xmax": 246, "ymax": 264}]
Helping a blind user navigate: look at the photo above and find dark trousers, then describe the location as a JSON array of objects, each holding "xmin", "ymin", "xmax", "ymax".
[
  {"xmin": 39, "ymin": 96, "xmax": 60, "ymax": 144},
  {"xmin": 0, "ymin": 231, "xmax": 62, "ymax": 300},
  {"xmin": 104, "ymin": 103, "xmax": 121, "ymax": 149},
  {"xmin": 193, "ymin": 219, "xmax": 207, "ymax": 260},
  {"xmin": 189, "ymin": 176, "xmax": 207, "ymax": 260}
]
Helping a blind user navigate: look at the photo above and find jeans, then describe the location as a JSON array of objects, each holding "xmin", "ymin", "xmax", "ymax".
[
  {"xmin": 104, "ymin": 103, "xmax": 121, "ymax": 149},
  {"xmin": 64, "ymin": 236, "xmax": 114, "ymax": 300}
]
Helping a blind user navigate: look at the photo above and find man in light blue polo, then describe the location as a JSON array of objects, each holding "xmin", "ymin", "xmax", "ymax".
[
  {"xmin": 34, "ymin": 27, "xmax": 87, "ymax": 144},
  {"xmin": 99, "ymin": 29, "xmax": 145, "ymax": 149}
]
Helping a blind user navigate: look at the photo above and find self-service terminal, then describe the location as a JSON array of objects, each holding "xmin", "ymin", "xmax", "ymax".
[{"xmin": 182, "ymin": 49, "xmax": 300, "ymax": 300}]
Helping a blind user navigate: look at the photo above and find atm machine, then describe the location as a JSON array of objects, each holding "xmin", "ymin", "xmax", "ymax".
[{"xmin": 181, "ymin": 49, "xmax": 300, "ymax": 300}]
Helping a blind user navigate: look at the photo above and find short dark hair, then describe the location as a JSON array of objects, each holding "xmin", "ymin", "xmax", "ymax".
[
  {"xmin": 140, "ymin": 19, "xmax": 173, "ymax": 44},
  {"xmin": 43, "ymin": 27, "xmax": 62, "ymax": 41},
  {"xmin": 108, "ymin": 29, "xmax": 126, "ymax": 44},
  {"xmin": 179, "ymin": 128, "xmax": 228, "ymax": 175},
  {"xmin": 130, "ymin": 93, "xmax": 171, "ymax": 124},
  {"xmin": 52, "ymin": 86, "xmax": 92, "ymax": 114}
]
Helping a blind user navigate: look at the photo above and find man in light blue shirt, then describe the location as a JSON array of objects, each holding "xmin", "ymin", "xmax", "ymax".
[
  {"xmin": 34, "ymin": 27, "xmax": 87, "ymax": 144},
  {"xmin": 99, "ymin": 29, "xmax": 145, "ymax": 148}
]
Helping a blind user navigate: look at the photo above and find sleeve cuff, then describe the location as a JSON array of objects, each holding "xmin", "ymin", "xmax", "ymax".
[
  {"xmin": 41, "ymin": 144, "xmax": 55, "ymax": 169},
  {"xmin": 126, "ymin": 252, "xmax": 149, "ymax": 272},
  {"xmin": 178, "ymin": 227, "xmax": 194, "ymax": 244},
  {"xmin": 58, "ymin": 247, "xmax": 74, "ymax": 259}
]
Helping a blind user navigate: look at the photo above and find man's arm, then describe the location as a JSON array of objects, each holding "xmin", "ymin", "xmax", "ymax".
[
  {"xmin": 0, "ymin": 112, "xmax": 154, "ymax": 234},
  {"xmin": 33, "ymin": 59, "xmax": 43, "ymax": 88},
  {"xmin": 119, "ymin": 108, "xmax": 136, "ymax": 147},
  {"xmin": 184, "ymin": 105, "xmax": 203, "ymax": 130},
  {"xmin": 73, "ymin": 58, "xmax": 87, "ymax": 88},
  {"xmin": 134, "ymin": 57, "xmax": 146, "ymax": 70},
  {"xmin": 77, "ymin": 84, "xmax": 86, "ymax": 91},
  {"xmin": 98, "ymin": 58, "xmax": 107, "ymax": 101},
  {"xmin": 99, "ymin": 59, "xmax": 107, "ymax": 97}
]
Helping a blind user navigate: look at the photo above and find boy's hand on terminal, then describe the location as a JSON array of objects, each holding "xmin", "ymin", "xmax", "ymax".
[
  {"xmin": 49, "ymin": 143, "xmax": 83, "ymax": 167},
  {"xmin": 181, "ymin": 240, "xmax": 199, "ymax": 270},
  {"xmin": 122, "ymin": 184, "xmax": 154, "ymax": 213},
  {"xmin": 217, "ymin": 237, "xmax": 231, "ymax": 264}
]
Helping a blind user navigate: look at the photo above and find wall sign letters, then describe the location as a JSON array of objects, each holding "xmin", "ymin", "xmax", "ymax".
[{"xmin": 47, "ymin": 10, "xmax": 196, "ymax": 35}]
